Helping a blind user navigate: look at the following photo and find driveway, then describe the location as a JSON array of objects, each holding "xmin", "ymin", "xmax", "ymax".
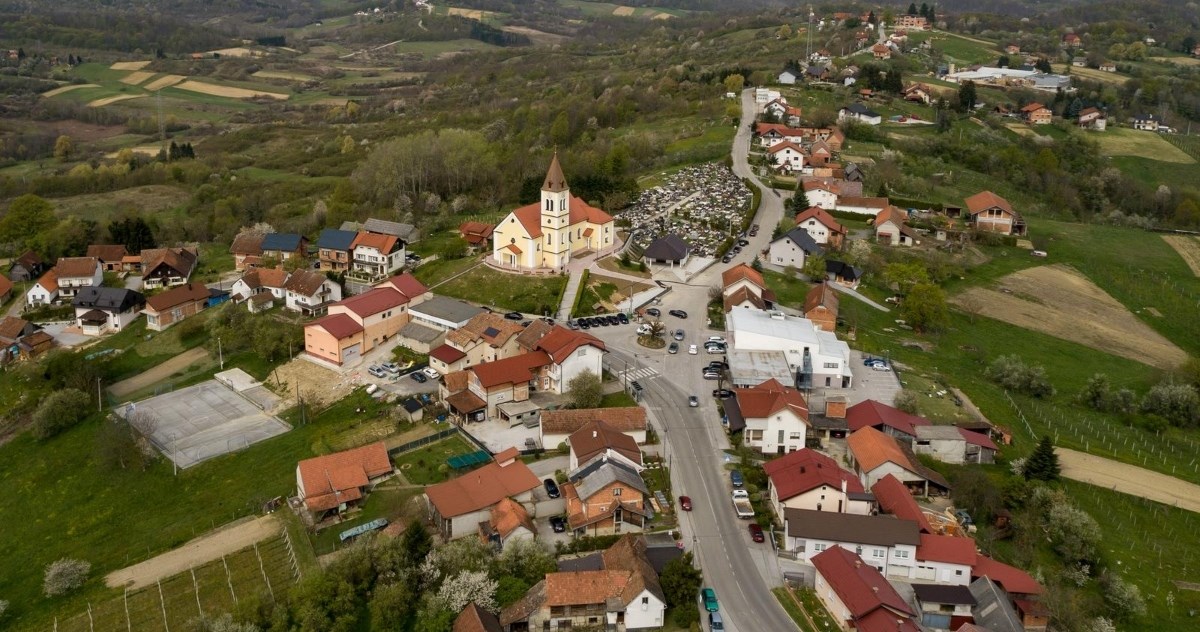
[
  {"xmin": 108, "ymin": 347, "xmax": 211, "ymax": 399},
  {"xmin": 105, "ymin": 514, "xmax": 279, "ymax": 590},
  {"xmin": 40, "ymin": 322, "xmax": 91, "ymax": 348}
]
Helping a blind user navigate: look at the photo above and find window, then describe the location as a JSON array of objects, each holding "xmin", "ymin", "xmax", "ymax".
[
  {"xmin": 855, "ymin": 546, "xmax": 863, "ymax": 555},
  {"xmin": 789, "ymin": 433, "xmax": 802, "ymax": 440},
  {"xmin": 955, "ymin": 570, "xmax": 964, "ymax": 576},
  {"xmin": 813, "ymin": 543, "xmax": 826, "ymax": 552},
  {"xmin": 642, "ymin": 597, "xmax": 649, "ymax": 606},
  {"xmin": 823, "ymin": 362, "xmax": 838, "ymax": 369},
  {"xmin": 895, "ymin": 550, "xmax": 910, "ymax": 559},
  {"xmin": 613, "ymin": 488, "xmax": 622, "ymax": 496},
  {"xmin": 576, "ymin": 348, "xmax": 586, "ymax": 357},
  {"xmin": 873, "ymin": 549, "xmax": 885, "ymax": 558}
]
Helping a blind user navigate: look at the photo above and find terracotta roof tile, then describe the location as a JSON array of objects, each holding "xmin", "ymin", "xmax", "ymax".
[
  {"xmin": 0, "ymin": 275, "xmax": 11, "ymax": 297},
  {"xmin": 447, "ymin": 312, "xmax": 524, "ymax": 349},
  {"xmin": 723, "ymin": 286, "xmax": 766, "ymax": 312},
  {"xmin": 972, "ymin": 556, "xmax": 1042, "ymax": 595},
  {"xmin": 871, "ymin": 474, "xmax": 933, "ymax": 533},
  {"xmin": 230, "ymin": 232, "xmax": 265, "ymax": 256},
  {"xmin": 485, "ymin": 497, "xmax": 536, "ymax": 539},
  {"xmin": 541, "ymin": 407, "xmax": 647, "ymax": 435},
  {"xmin": 804, "ymin": 283, "xmax": 839, "ymax": 314},
  {"xmin": 733, "ymin": 378, "xmax": 809, "ymax": 422},
  {"xmin": 721, "ymin": 263, "xmax": 765, "ymax": 289},
  {"xmin": 86, "ymin": 244, "xmax": 128, "ymax": 262},
  {"xmin": 308, "ymin": 313, "xmax": 363, "ymax": 339},
  {"xmin": 534, "ymin": 325, "xmax": 605, "ymax": 364},
  {"xmin": 298, "ymin": 442, "xmax": 392, "ymax": 512},
  {"xmin": 846, "ymin": 400, "xmax": 932, "ymax": 436},
  {"xmin": 443, "ymin": 369, "xmax": 471, "ymax": 393},
  {"xmin": 470, "ymin": 351, "xmax": 550, "ymax": 389},
  {"xmin": 240, "ymin": 267, "xmax": 289, "ymax": 290},
  {"xmin": 284, "ymin": 269, "xmax": 329, "ymax": 297},
  {"xmin": 55, "ymin": 257, "xmax": 100, "ymax": 279},
  {"xmin": 918, "ymin": 534, "xmax": 978, "ymax": 565},
  {"xmin": 794, "ymin": 206, "xmax": 846, "ymax": 234},
  {"xmin": 34, "ymin": 268, "xmax": 58, "ymax": 293},
  {"xmin": 447, "ymin": 390, "xmax": 487, "ymax": 414},
  {"xmin": 964, "ymin": 191, "xmax": 1014, "ymax": 217},
  {"xmin": 0, "ymin": 316, "xmax": 32, "ymax": 341},
  {"xmin": 569, "ymin": 420, "xmax": 642, "ymax": 466},
  {"xmin": 848, "ymin": 426, "xmax": 915, "ymax": 473},
  {"xmin": 508, "ymin": 196, "xmax": 613, "ymax": 240},
  {"xmin": 812, "ymin": 546, "xmax": 916, "ymax": 619},
  {"xmin": 335, "ymin": 287, "xmax": 409, "ymax": 318},
  {"xmin": 140, "ymin": 247, "xmax": 197, "ymax": 279},
  {"xmin": 425, "ymin": 459, "xmax": 541, "ymax": 517},
  {"xmin": 377, "ymin": 272, "xmax": 428, "ymax": 300},
  {"xmin": 145, "ymin": 283, "xmax": 211, "ymax": 313},
  {"xmin": 352, "ymin": 231, "xmax": 400, "ymax": 254},
  {"xmin": 430, "ymin": 344, "xmax": 467, "ymax": 364},
  {"xmin": 515, "ymin": 319, "xmax": 554, "ymax": 351},
  {"xmin": 453, "ymin": 603, "xmax": 503, "ymax": 632},
  {"xmin": 958, "ymin": 427, "xmax": 999, "ymax": 450},
  {"xmin": 764, "ymin": 448, "xmax": 863, "ymax": 500},
  {"xmin": 460, "ymin": 222, "xmax": 495, "ymax": 246}
]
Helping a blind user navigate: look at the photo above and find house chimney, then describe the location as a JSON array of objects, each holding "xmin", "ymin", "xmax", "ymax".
[{"xmin": 873, "ymin": 587, "xmax": 879, "ymax": 593}]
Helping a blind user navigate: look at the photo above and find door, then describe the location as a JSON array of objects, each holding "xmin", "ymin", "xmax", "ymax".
[{"xmin": 342, "ymin": 343, "xmax": 362, "ymax": 366}]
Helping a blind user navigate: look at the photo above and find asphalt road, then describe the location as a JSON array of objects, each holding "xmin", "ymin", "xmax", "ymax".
[{"xmin": 584, "ymin": 88, "xmax": 797, "ymax": 632}]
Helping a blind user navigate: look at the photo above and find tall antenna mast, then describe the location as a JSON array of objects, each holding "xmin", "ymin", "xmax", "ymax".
[{"xmin": 806, "ymin": 5, "xmax": 814, "ymax": 61}]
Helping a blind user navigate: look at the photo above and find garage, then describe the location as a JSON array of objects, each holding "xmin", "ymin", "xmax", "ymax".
[{"xmin": 342, "ymin": 343, "xmax": 361, "ymax": 366}]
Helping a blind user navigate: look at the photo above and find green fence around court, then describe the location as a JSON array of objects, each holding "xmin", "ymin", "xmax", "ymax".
[{"xmin": 447, "ymin": 449, "xmax": 491, "ymax": 469}]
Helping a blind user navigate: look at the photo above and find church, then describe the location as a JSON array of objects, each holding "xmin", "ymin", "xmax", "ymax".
[{"xmin": 491, "ymin": 154, "xmax": 615, "ymax": 271}]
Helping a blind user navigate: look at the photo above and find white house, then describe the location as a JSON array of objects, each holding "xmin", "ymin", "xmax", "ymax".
[
  {"xmin": 763, "ymin": 98, "xmax": 789, "ymax": 118},
  {"xmin": 535, "ymin": 325, "xmax": 607, "ymax": 394},
  {"xmin": 874, "ymin": 206, "xmax": 919, "ymax": 246},
  {"xmin": 540, "ymin": 407, "xmax": 648, "ymax": 451},
  {"xmin": 350, "ymin": 231, "xmax": 406, "ymax": 282},
  {"xmin": 54, "ymin": 257, "xmax": 103, "ymax": 298},
  {"xmin": 793, "ymin": 206, "xmax": 847, "ymax": 247},
  {"xmin": 838, "ymin": 103, "xmax": 882, "ymax": 125},
  {"xmin": 231, "ymin": 267, "xmax": 289, "ymax": 302},
  {"xmin": 764, "ymin": 448, "xmax": 873, "ymax": 519},
  {"xmin": 26, "ymin": 269, "xmax": 59, "ymax": 306},
  {"xmin": 424, "ymin": 449, "xmax": 541, "ymax": 540},
  {"xmin": 769, "ymin": 226, "xmax": 822, "ymax": 269},
  {"xmin": 767, "ymin": 141, "xmax": 806, "ymax": 172},
  {"xmin": 1132, "ymin": 113, "xmax": 1161, "ymax": 131},
  {"xmin": 72, "ymin": 287, "xmax": 145, "ymax": 336},
  {"xmin": 755, "ymin": 87, "xmax": 782, "ymax": 104},
  {"xmin": 811, "ymin": 547, "xmax": 922, "ymax": 632},
  {"xmin": 802, "ymin": 181, "xmax": 840, "ymax": 209},
  {"xmin": 783, "ymin": 508, "xmax": 921, "ymax": 575},
  {"xmin": 731, "ymin": 378, "xmax": 810, "ymax": 455},
  {"xmin": 726, "ymin": 309, "xmax": 853, "ymax": 389},
  {"xmin": 913, "ymin": 584, "xmax": 976, "ymax": 630},
  {"xmin": 778, "ymin": 68, "xmax": 800, "ymax": 84},
  {"xmin": 480, "ymin": 498, "xmax": 537, "ymax": 550},
  {"xmin": 912, "ymin": 534, "xmax": 977, "ymax": 585},
  {"xmin": 283, "ymin": 268, "xmax": 342, "ymax": 316}
]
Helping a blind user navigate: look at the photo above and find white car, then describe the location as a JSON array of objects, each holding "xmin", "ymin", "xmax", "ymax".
[
  {"xmin": 688, "ymin": 344, "xmax": 698, "ymax": 355},
  {"xmin": 1031, "ymin": 250, "xmax": 1048, "ymax": 258},
  {"xmin": 872, "ymin": 365, "xmax": 892, "ymax": 372},
  {"xmin": 636, "ymin": 324, "xmax": 652, "ymax": 335},
  {"xmin": 708, "ymin": 336, "xmax": 726, "ymax": 344},
  {"xmin": 423, "ymin": 367, "xmax": 440, "ymax": 379}
]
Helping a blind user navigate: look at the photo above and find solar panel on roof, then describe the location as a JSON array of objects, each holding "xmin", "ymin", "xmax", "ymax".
[{"xmin": 483, "ymin": 327, "xmax": 500, "ymax": 337}]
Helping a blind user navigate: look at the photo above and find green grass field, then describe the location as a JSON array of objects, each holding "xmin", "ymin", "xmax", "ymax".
[
  {"xmin": 929, "ymin": 32, "xmax": 1000, "ymax": 65},
  {"xmin": 417, "ymin": 260, "xmax": 567, "ymax": 314},
  {"xmin": 51, "ymin": 537, "xmax": 298, "ymax": 632},
  {"xmin": 392, "ymin": 434, "xmax": 478, "ymax": 485},
  {"xmin": 1095, "ymin": 127, "xmax": 1196, "ymax": 163}
]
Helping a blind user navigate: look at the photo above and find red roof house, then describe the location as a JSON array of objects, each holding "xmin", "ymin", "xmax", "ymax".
[
  {"xmin": 764, "ymin": 448, "xmax": 867, "ymax": 517},
  {"xmin": 846, "ymin": 399, "xmax": 933, "ymax": 440},
  {"xmin": 812, "ymin": 546, "xmax": 920, "ymax": 632},
  {"xmin": 296, "ymin": 442, "xmax": 393, "ymax": 516}
]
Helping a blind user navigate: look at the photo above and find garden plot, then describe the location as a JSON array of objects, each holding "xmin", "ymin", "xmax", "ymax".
[
  {"xmin": 120, "ymin": 70, "xmax": 155, "ymax": 85},
  {"xmin": 144, "ymin": 74, "xmax": 186, "ymax": 91},
  {"xmin": 1162, "ymin": 235, "xmax": 1200, "ymax": 277},
  {"xmin": 952, "ymin": 264, "xmax": 1188, "ymax": 370},
  {"xmin": 42, "ymin": 83, "xmax": 99, "ymax": 97},
  {"xmin": 618, "ymin": 162, "xmax": 752, "ymax": 258},
  {"xmin": 88, "ymin": 94, "xmax": 147, "ymax": 107},
  {"xmin": 115, "ymin": 380, "xmax": 291, "ymax": 469},
  {"xmin": 110, "ymin": 60, "xmax": 151, "ymax": 70},
  {"xmin": 173, "ymin": 80, "xmax": 289, "ymax": 100}
]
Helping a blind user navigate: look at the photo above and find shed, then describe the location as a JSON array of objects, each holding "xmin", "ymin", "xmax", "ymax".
[{"xmin": 642, "ymin": 234, "xmax": 690, "ymax": 266}]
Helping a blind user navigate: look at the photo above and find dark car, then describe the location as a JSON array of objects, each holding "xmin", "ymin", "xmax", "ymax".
[
  {"xmin": 617, "ymin": 312, "xmax": 629, "ymax": 324},
  {"xmin": 721, "ymin": 254, "xmax": 733, "ymax": 263},
  {"xmin": 712, "ymin": 389, "xmax": 734, "ymax": 399},
  {"xmin": 409, "ymin": 371, "xmax": 428, "ymax": 383},
  {"xmin": 646, "ymin": 307, "xmax": 661, "ymax": 317},
  {"xmin": 679, "ymin": 495, "xmax": 692, "ymax": 511},
  {"xmin": 669, "ymin": 309, "xmax": 688, "ymax": 319},
  {"xmin": 673, "ymin": 329, "xmax": 685, "ymax": 341},
  {"xmin": 541, "ymin": 317, "xmax": 555, "ymax": 325},
  {"xmin": 544, "ymin": 478, "xmax": 560, "ymax": 499},
  {"xmin": 550, "ymin": 516, "xmax": 566, "ymax": 533},
  {"xmin": 504, "ymin": 311, "xmax": 524, "ymax": 320},
  {"xmin": 749, "ymin": 523, "xmax": 765, "ymax": 543},
  {"xmin": 708, "ymin": 361, "xmax": 729, "ymax": 370},
  {"xmin": 668, "ymin": 342, "xmax": 680, "ymax": 354},
  {"xmin": 730, "ymin": 470, "xmax": 744, "ymax": 488},
  {"xmin": 738, "ymin": 239, "xmax": 750, "ymax": 246},
  {"xmin": 579, "ymin": 319, "xmax": 591, "ymax": 329}
]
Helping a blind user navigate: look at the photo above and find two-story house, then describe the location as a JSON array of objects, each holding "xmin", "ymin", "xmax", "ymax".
[
  {"xmin": 302, "ymin": 274, "xmax": 428, "ymax": 368},
  {"xmin": 568, "ymin": 419, "xmax": 643, "ymax": 471},
  {"xmin": 563, "ymin": 454, "xmax": 650, "ymax": 536},
  {"xmin": 811, "ymin": 546, "xmax": 921, "ymax": 632},
  {"xmin": 26, "ymin": 268, "xmax": 59, "ymax": 306},
  {"xmin": 231, "ymin": 267, "xmax": 290, "ymax": 303},
  {"xmin": 424, "ymin": 448, "xmax": 541, "ymax": 540},
  {"xmin": 230, "ymin": 232, "xmax": 265, "ymax": 270},
  {"xmin": 531, "ymin": 326, "xmax": 606, "ymax": 394},
  {"xmin": 784, "ymin": 508, "xmax": 921, "ymax": 575},
  {"xmin": 260, "ymin": 233, "xmax": 308, "ymax": 263},
  {"xmin": 350, "ymin": 231, "xmax": 405, "ymax": 282},
  {"xmin": 729, "ymin": 378, "xmax": 810, "ymax": 455},
  {"xmin": 541, "ymin": 407, "xmax": 648, "ymax": 451},
  {"xmin": 140, "ymin": 247, "xmax": 198, "ymax": 289},
  {"xmin": 500, "ymin": 536, "xmax": 666, "ymax": 631},
  {"xmin": 463, "ymin": 351, "xmax": 552, "ymax": 419},
  {"xmin": 764, "ymin": 448, "xmax": 871, "ymax": 519},
  {"xmin": 721, "ymin": 263, "xmax": 774, "ymax": 313},
  {"xmin": 768, "ymin": 141, "xmax": 807, "ymax": 172},
  {"xmin": 429, "ymin": 312, "xmax": 526, "ymax": 375},
  {"xmin": 769, "ymin": 226, "xmax": 823, "ymax": 269},
  {"xmin": 964, "ymin": 191, "xmax": 1026, "ymax": 236},
  {"xmin": 793, "ymin": 206, "xmax": 847, "ymax": 249},
  {"xmin": 296, "ymin": 442, "xmax": 394, "ymax": 521},
  {"xmin": 1020, "ymin": 102, "xmax": 1052, "ymax": 125},
  {"xmin": 316, "ymin": 228, "xmax": 357, "ymax": 272},
  {"xmin": 54, "ymin": 257, "xmax": 103, "ymax": 299},
  {"xmin": 284, "ymin": 268, "xmax": 342, "ymax": 316},
  {"xmin": 86, "ymin": 244, "xmax": 129, "ymax": 272},
  {"xmin": 73, "ymin": 287, "xmax": 145, "ymax": 336}
]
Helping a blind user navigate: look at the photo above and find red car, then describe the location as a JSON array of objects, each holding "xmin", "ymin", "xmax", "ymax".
[
  {"xmin": 748, "ymin": 523, "xmax": 765, "ymax": 543},
  {"xmin": 679, "ymin": 496, "xmax": 692, "ymax": 511}
]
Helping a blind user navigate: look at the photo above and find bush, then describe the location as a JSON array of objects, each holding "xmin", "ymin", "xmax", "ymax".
[
  {"xmin": 985, "ymin": 355, "xmax": 1055, "ymax": 398},
  {"xmin": 1100, "ymin": 572, "xmax": 1146, "ymax": 620},
  {"xmin": 1140, "ymin": 382, "xmax": 1200, "ymax": 427},
  {"xmin": 31, "ymin": 388, "xmax": 92, "ymax": 440},
  {"xmin": 43, "ymin": 558, "xmax": 91, "ymax": 597},
  {"xmin": 893, "ymin": 390, "xmax": 920, "ymax": 414}
]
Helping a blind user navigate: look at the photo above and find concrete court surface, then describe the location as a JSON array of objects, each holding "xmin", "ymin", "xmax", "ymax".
[{"xmin": 116, "ymin": 379, "xmax": 291, "ymax": 469}]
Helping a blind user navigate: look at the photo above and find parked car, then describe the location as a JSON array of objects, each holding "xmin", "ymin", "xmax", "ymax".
[
  {"xmin": 872, "ymin": 365, "xmax": 892, "ymax": 372},
  {"xmin": 504, "ymin": 311, "xmax": 523, "ymax": 320},
  {"xmin": 749, "ymin": 523, "xmax": 765, "ymax": 543},
  {"xmin": 669, "ymin": 309, "xmax": 688, "ymax": 319},
  {"xmin": 549, "ymin": 516, "xmax": 566, "ymax": 533},
  {"xmin": 708, "ymin": 336, "xmax": 726, "ymax": 345},
  {"xmin": 721, "ymin": 254, "xmax": 733, "ymax": 263},
  {"xmin": 712, "ymin": 389, "xmax": 734, "ymax": 399},
  {"xmin": 367, "ymin": 365, "xmax": 387, "ymax": 378},
  {"xmin": 738, "ymin": 239, "xmax": 749, "ymax": 247},
  {"xmin": 645, "ymin": 307, "xmax": 661, "ymax": 317},
  {"xmin": 700, "ymin": 587, "xmax": 719, "ymax": 612},
  {"xmin": 688, "ymin": 344, "xmax": 698, "ymax": 355},
  {"xmin": 578, "ymin": 319, "xmax": 591, "ymax": 329},
  {"xmin": 567, "ymin": 320, "xmax": 579, "ymax": 330},
  {"xmin": 709, "ymin": 612, "xmax": 725, "ymax": 631},
  {"xmin": 636, "ymin": 324, "xmax": 652, "ymax": 335},
  {"xmin": 1031, "ymin": 250, "xmax": 1048, "ymax": 257},
  {"xmin": 380, "ymin": 362, "xmax": 401, "ymax": 375},
  {"xmin": 702, "ymin": 370, "xmax": 721, "ymax": 380},
  {"xmin": 673, "ymin": 329, "xmax": 685, "ymax": 341},
  {"xmin": 708, "ymin": 361, "xmax": 729, "ymax": 370},
  {"xmin": 668, "ymin": 342, "xmax": 679, "ymax": 354},
  {"xmin": 409, "ymin": 371, "xmax": 428, "ymax": 383},
  {"xmin": 423, "ymin": 367, "xmax": 440, "ymax": 379},
  {"xmin": 730, "ymin": 470, "xmax": 744, "ymax": 488},
  {"xmin": 617, "ymin": 313, "xmax": 629, "ymax": 324},
  {"xmin": 544, "ymin": 478, "xmax": 560, "ymax": 499},
  {"xmin": 679, "ymin": 495, "xmax": 692, "ymax": 511},
  {"xmin": 688, "ymin": 395, "xmax": 699, "ymax": 407}
]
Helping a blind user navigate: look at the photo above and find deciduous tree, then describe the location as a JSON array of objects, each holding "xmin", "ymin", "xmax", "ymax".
[
  {"xmin": 660, "ymin": 553, "xmax": 702, "ymax": 626},
  {"xmin": 567, "ymin": 370, "xmax": 603, "ymax": 409},
  {"xmin": 43, "ymin": 558, "xmax": 91, "ymax": 597},
  {"xmin": 32, "ymin": 388, "xmax": 92, "ymax": 440},
  {"xmin": 723, "ymin": 73, "xmax": 745, "ymax": 94}
]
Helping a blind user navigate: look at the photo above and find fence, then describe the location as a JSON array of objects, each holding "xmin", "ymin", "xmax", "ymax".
[{"xmin": 386, "ymin": 426, "xmax": 460, "ymax": 458}]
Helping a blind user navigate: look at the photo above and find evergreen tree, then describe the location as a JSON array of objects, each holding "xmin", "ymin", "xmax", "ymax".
[
  {"xmin": 907, "ymin": 2, "xmax": 918, "ymax": 15},
  {"xmin": 1024, "ymin": 435, "xmax": 1061, "ymax": 481},
  {"xmin": 920, "ymin": 2, "xmax": 930, "ymax": 19},
  {"xmin": 1067, "ymin": 97, "xmax": 1084, "ymax": 119},
  {"xmin": 108, "ymin": 217, "xmax": 157, "ymax": 253},
  {"xmin": 867, "ymin": 11, "xmax": 877, "ymax": 24},
  {"xmin": 1035, "ymin": 57, "xmax": 1052, "ymax": 73},
  {"xmin": 998, "ymin": 54, "xmax": 1010, "ymax": 68},
  {"xmin": 168, "ymin": 141, "xmax": 180, "ymax": 161},
  {"xmin": 788, "ymin": 189, "xmax": 811, "ymax": 214},
  {"xmin": 957, "ymin": 80, "xmax": 977, "ymax": 112}
]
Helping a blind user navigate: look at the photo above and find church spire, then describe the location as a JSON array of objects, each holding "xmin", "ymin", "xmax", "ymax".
[{"xmin": 542, "ymin": 150, "xmax": 568, "ymax": 193}]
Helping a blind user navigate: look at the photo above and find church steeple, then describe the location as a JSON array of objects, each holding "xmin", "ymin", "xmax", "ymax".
[{"xmin": 542, "ymin": 151, "xmax": 569, "ymax": 193}]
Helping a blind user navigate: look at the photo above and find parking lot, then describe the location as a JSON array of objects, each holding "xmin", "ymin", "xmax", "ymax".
[
  {"xmin": 116, "ymin": 380, "xmax": 291, "ymax": 469},
  {"xmin": 845, "ymin": 350, "xmax": 902, "ymax": 406},
  {"xmin": 621, "ymin": 163, "xmax": 753, "ymax": 258}
]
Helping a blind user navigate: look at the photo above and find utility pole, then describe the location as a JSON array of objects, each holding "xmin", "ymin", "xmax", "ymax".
[
  {"xmin": 218, "ymin": 337, "xmax": 224, "ymax": 370},
  {"xmin": 806, "ymin": 5, "xmax": 814, "ymax": 62},
  {"xmin": 97, "ymin": 377, "xmax": 102, "ymax": 412}
]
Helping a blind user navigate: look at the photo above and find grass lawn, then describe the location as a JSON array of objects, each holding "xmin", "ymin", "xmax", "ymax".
[
  {"xmin": 308, "ymin": 485, "xmax": 422, "ymax": 555},
  {"xmin": 1108, "ymin": 155, "xmax": 1200, "ymax": 192},
  {"xmin": 0, "ymin": 386, "xmax": 404, "ymax": 630},
  {"xmin": 392, "ymin": 434, "xmax": 478, "ymax": 485},
  {"xmin": 762, "ymin": 269, "xmax": 811, "ymax": 308},
  {"xmin": 929, "ymin": 32, "xmax": 1000, "ymax": 65},
  {"xmin": 93, "ymin": 315, "xmax": 213, "ymax": 384},
  {"xmin": 411, "ymin": 255, "xmax": 480, "ymax": 288},
  {"xmin": 600, "ymin": 391, "xmax": 637, "ymax": 407},
  {"xmin": 772, "ymin": 587, "xmax": 839, "ymax": 632},
  {"xmin": 896, "ymin": 372, "xmax": 976, "ymax": 424},
  {"xmin": 1094, "ymin": 127, "xmax": 1195, "ymax": 163},
  {"xmin": 424, "ymin": 263, "xmax": 568, "ymax": 315}
]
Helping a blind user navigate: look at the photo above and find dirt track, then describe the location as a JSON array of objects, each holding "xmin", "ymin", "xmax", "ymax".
[
  {"xmin": 1058, "ymin": 448, "xmax": 1200, "ymax": 514},
  {"xmin": 1162, "ymin": 235, "xmax": 1200, "ymax": 277},
  {"xmin": 108, "ymin": 347, "xmax": 210, "ymax": 399},
  {"xmin": 105, "ymin": 514, "xmax": 279, "ymax": 590}
]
